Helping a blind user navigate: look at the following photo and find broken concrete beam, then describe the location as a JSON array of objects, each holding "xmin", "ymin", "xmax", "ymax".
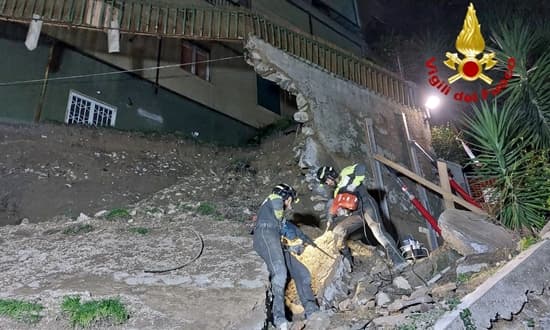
[
  {"xmin": 430, "ymin": 282, "xmax": 457, "ymax": 298},
  {"xmin": 387, "ymin": 295, "xmax": 434, "ymax": 313},
  {"xmin": 434, "ymin": 238, "xmax": 550, "ymax": 329},
  {"xmin": 439, "ymin": 209, "xmax": 517, "ymax": 256}
]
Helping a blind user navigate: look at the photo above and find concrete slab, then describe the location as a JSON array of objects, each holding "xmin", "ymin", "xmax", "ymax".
[{"xmin": 434, "ymin": 238, "xmax": 550, "ymax": 329}]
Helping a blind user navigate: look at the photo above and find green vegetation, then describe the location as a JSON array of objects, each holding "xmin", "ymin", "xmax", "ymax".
[
  {"xmin": 456, "ymin": 273, "xmax": 471, "ymax": 285},
  {"xmin": 61, "ymin": 296, "xmax": 129, "ymax": 327},
  {"xmin": 106, "ymin": 208, "xmax": 131, "ymax": 220},
  {"xmin": 459, "ymin": 308, "xmax": 476, "ymax": 330},
  {"xmin": 197, "ymin": 202, "xmax": 216, "ymax": 215},
  {"xmin": 519, "ymin": 236, "xmax": 540, "ymax": 251},
  {"xmin": 397, "ymin": 324, "xmax": 417, "ymax": 330},
  {"xmin": 446, "ymin": 297, "xmax": 461, "ymax": 310},
  {"xmin": 463, "ymin": 18, "xmax": 550, "ymax": 232},
  {"xmin": 129, "ymin": 227, "xmax": 149, "ymax": 235},
  {"xmin": 63, "ymin": 224, "xmax": 94, "ymax": 235},
  {"xmin": 431, "ymin": 123, "xmax": 469, "ymax": 165},
  {"xmin": 0, "ymin": 299, "xmax": 43, "ymax": 324},
  {"xmin": 197, "ymin": 203, "xmax": 224, "ymax": 221}
]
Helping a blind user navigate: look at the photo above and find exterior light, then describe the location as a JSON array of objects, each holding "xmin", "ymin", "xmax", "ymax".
[{"xmin": 424, "ymin": 95, "xmax": 441, "ymax": 123}]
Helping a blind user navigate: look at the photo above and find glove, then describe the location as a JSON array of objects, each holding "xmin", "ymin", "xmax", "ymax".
[{"xmin": 288, "ymin": 244, "xmax": 305, "ymax": 255}]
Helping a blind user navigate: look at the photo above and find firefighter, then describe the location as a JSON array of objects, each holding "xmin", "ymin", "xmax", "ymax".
[
  {"xmin": 316, "ymin": 164, "xmax": 406, "ymax": 267},
  {"xmin": 252, "ymin": 184, "xmax": 297, "ymax": 329}
]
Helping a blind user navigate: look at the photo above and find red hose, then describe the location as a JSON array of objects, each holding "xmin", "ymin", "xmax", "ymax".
[
  {"xmin": 450, "ymin": 179, "xmax": 482, "ymax": 208},
  {"xmin": 411, "ymin": 198, "xmax": 442, "ymax": 235}
]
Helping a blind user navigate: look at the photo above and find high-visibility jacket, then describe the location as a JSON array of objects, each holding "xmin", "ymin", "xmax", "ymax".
[
  {"xmin": 334, "ymin": 163, "xmax": 367, "ymax": 197},
  {"xmin": 254, "ymin": 194, "xmax": 284, "ymax": 231}
]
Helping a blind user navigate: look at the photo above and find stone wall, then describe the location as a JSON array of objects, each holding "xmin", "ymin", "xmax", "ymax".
[{"xmin": 245, "ymin": 36, "xmax": 439, "ymax": 246}]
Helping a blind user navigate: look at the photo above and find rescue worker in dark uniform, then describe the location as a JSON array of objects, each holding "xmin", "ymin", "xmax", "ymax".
[
  {"xmin": 280, "ymin": 220, "xmax": 320, "ymax": 319},
  {"xmin": 316, "ymin": 164, "xmax": 406, "ymax": 267},
  {"xmin": 252, "ymin": 184, "xmax": 296, "ymax": 329}
]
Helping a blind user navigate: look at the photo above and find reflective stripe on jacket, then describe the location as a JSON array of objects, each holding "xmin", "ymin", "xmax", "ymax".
[
  {"xmin": 255, "ymin": 194, "xmax": 284, "ymax": 231},
  {"xmin": 334, "ymin": 163, "xmax": 367, "ymax": 197}
]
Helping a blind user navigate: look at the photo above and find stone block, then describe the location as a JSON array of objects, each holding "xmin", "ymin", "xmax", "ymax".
[{"xmin": 439, "ymin": 209, "xmax": 517, "ymax": 256}]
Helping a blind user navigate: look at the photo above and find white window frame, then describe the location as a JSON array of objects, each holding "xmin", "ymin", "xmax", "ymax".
[
  {"xmin": 181, "ymin": 41, "xmax": 210, "ymax": 81},
  {"xmin": 65, "ymin": 90, "xmax": 117, "ymax": 127}
]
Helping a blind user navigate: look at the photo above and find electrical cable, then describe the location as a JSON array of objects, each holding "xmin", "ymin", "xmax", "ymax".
[
  {"xmin": 0, "ymin": 55, "xmax": 243, "ymax": 87},
  {"xmin": 144, "ymin": 227, "xmax": 204, "ymax": 273},
  {"xmin": 410, "ymin": 256, "xmax": 429, "ymax": 287}
]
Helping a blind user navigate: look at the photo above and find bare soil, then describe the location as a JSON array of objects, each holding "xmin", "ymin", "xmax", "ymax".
[{"xmin": 0, "ymin": 122, "xmax": 305, "ymax": 227}]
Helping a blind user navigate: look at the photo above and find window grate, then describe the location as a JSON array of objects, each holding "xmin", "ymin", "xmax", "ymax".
[{"xmin": 65, "ymin": 90, "xmax": 117, "ymax": 127}]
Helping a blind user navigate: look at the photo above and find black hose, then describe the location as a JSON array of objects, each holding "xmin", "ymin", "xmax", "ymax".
[{"xmin": 144, "ymin": 227, "xmax": 204, "ymax": 273}]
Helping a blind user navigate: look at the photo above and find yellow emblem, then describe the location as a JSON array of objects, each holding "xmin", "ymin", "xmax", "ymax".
[{"xmin": 444, "ymin": 3, "xmax": 497, "ymax": 84}]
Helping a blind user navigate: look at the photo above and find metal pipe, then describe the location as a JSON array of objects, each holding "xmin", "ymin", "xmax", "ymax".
[
  {"xmin": 154, "ymin": 36, "xmax": 162, "ymax": 94},
  {"xmin": 401, "ymin": 113, "xmax": 439, "ymax": 250}
]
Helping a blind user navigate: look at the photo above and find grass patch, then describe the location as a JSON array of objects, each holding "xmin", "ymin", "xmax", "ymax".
[
  {"xmin": 197, "ymin": 203, "xmax": 224, "ymax": 221},
  {"xmin": 459, "ymin": 308, "xmax": 476, "ymax": 330},
  {"xmin": 61, "ymin": 296, "xmax": 129, "ymax": 327},
  {"xmin": 456, "ymin": 273, "xmax": 471, "ymax": 285},
  {"xmin": 519, "ymin": 236, "xmax": 539, "ymax": 251},
  {"xmin": 63, "ymin": 224, "xmax": 94, "ymax": 235},
  {"xmin": 129, "ymin": 227, "xmax": 149, "ymax": 235},
  {"xmin": 106, "ymin": 208, "xmax": 131, "ymax": 220},
  {"xmin": 197, "ymin": 203, "xmax": 217, "ymax": 216},
  {"xmin": 0, "ymin": 299, "xmax": 43, "ymax": 324},
  {"xmin": 446, "ymin": 297, "xmax": 461, "ymax": 310}
]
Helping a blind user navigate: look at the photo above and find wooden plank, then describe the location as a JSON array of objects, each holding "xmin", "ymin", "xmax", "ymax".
[
  {"xmin": 437, "ymin": 161, "xmax": 455, "ymax": 210},
  {"xmin": 374, "ymin": 154, "xmax": 488, "ymax": 215}
]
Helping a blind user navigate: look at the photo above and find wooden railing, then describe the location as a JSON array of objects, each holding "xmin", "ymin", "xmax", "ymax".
[{"xmin": 0, "ymin": 0, "xmax": 418, "ymax": 108}]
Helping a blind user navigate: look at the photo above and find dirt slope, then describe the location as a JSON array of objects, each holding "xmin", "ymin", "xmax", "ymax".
[{"xmin": 0, "ymin": 122, "xmax": 307, "ymax": 227}]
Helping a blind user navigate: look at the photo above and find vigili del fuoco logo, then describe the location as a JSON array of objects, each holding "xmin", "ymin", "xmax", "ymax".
[{"xmin": 425, "ymin": 3, "xmax": 515, "ymax": 103}]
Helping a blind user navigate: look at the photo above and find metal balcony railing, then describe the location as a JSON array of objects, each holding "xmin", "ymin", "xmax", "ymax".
[{"xmin": 0, "ymin": 0, "xmax": 418, "ymax": 109}]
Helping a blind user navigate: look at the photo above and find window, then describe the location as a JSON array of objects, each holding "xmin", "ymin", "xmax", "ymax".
[
  {"xmin": 181, "ymin": 41, "xmax": 210, "ymax": 81},
  {"xmin": 65, "ymin": 90, "xmax": 117, "ymax": 127},
  {"xmin": 257, "ymin": 75, "xmax": 281, "ymax": 115}
]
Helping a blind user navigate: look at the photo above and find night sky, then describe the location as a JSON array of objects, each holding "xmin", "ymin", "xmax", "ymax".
[{"xmin": 357, "ymin": 0, "xmax": 550, "ymax": 125}]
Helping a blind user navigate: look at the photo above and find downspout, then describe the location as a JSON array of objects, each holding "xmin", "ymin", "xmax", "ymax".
[
  {"xmin": 154, "ymin": 37, "xmax": 162, "ymax": 94},
  {"xmin": 34, "ymin": 41, "xmax": 55, "ymax": 122}
]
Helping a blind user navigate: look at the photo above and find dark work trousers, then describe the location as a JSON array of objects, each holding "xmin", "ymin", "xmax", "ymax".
[
  {"xmin": 337, "ymin": 186, "xmax": 405, "ymax": 265},
  {"xmin": 283, "ymin": 251, "xmax": 319, "ymax": 318},
  {"xmin": 253, "ymin": 225, "xmax": 288, "ymax": 326}
]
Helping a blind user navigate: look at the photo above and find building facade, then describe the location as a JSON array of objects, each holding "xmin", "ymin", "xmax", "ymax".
[{"xmin": 0, "ymin": 0, "xmax": 399, "ymax": 145}]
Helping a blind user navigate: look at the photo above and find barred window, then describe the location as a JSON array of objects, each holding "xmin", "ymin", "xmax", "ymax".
[{"xmin": 65, "ymin": 90, "xmax": 117, "ymax": 127}]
